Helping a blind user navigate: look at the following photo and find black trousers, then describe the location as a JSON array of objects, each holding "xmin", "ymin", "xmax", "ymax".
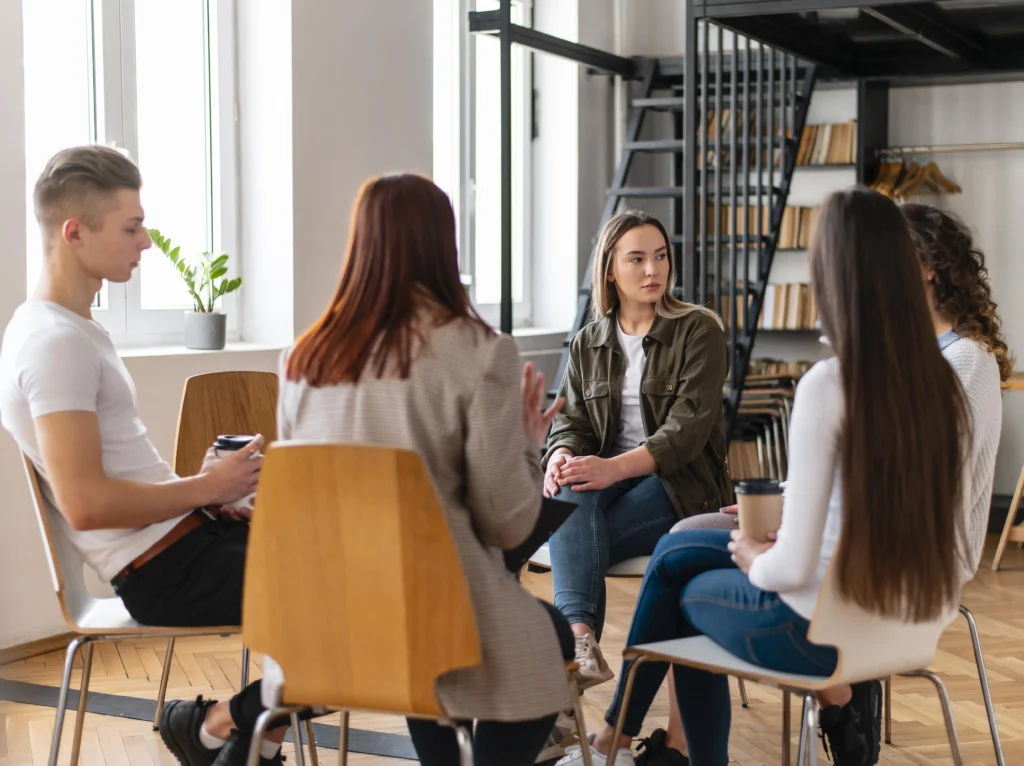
[
  {"xmin": 115, "ymin": 514, "xmax": 267, "ymax": 730},
  {"xmin": 406, "ymin": 601, "xmax": 575, "ymax": 766}
]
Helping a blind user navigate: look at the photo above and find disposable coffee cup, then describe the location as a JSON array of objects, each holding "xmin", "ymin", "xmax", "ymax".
[
  {"xmin": 213, "ymin": 435, "xmax": 260, "ymax": 512},
  {"xmin": 735, "ymin": 478, "xmax": 783, "ymax": 543}
]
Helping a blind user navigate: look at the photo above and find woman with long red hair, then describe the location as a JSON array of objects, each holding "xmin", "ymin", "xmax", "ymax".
[{"xmin": 278, "ymin": 173, "xmax": 573, "ymax": 766}]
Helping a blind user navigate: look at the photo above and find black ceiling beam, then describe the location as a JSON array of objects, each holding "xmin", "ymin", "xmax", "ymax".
[
  {"xmin": 695, "ymin": 0, "xmax": 909, "ymax": 21},
  {"xmin": 862, "ymin": 6, "xmax": 988, "ymax": 65},
  {"xmin": 715, "ymin": 16, "xmax": 856, "ymax": 74},
  {"xmin": 469, "ymin": 11, "xmax": 638, "ymax": 78}
]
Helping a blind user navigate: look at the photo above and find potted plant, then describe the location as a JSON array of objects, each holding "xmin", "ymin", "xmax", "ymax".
[{"xmin": 149, "ymin": 229, "xmax": 242, "ymax": 350}]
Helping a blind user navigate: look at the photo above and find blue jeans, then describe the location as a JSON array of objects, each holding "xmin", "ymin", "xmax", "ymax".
[
  {"xmin": 604, "ymin": 530, "xmax": 838, "ymax": 766},
  {"xmin": 550, "ymin": 475, "xmax": 677, "ymax": 637}
]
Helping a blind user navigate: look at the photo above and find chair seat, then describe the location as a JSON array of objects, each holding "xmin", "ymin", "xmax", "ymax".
[
  {"xmin": 527, "ymin": 542, "xmax": 651, "ymax": 577},
  {"xmin": 71, "ymin": 596, "xmax": 238, "ymax": 637},
  {"xmin": 629, "ymin": 636, "xmax": 836, "ymax": 691}
]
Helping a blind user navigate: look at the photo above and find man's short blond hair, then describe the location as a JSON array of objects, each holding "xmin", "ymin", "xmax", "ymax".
[{"xmin": 33, "ymin": 145, "xmax": 142, "ymax": 245}]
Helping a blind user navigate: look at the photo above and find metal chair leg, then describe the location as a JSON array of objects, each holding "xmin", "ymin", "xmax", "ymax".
[
  {"xmin": 290, "ymin": 713, "xmax": 307, "ymax": 766},
  {"xmin": 739, "ymin": 678, "xmax": 750, "ymax": 707},
  {"xmin": 960, "ymin": 605, "xmax": 1005, "ymax": 766},
  {"xmin": 884, "ymin": 676, "xmax": 892, "ymax": 744},
  {"xmin": 48, "ymin": 636, "xmax": 89, "ymax": 766},
  {"xmin": 241, "ymin": 646, "xmax": 251, "ymax": 689},
  {"xmin": 610, "ymin": 655, "xmax": 649, "ymax": 750},
  {"xmin": 154, "ymin": 638, "xmax": 175, "ymax": 730},
  {"xmin": 339, "ymin": 711, "xmax": 350, "ymax": 766},
  {"xmin": 303, "ymin": 719, "xmax": 319, "ymax": 766},
  {"xmin": 781, "ymin": 691, "xmax": 792, "ymax": 766},
  {"xmin": 68, "ymin": 642, "xmax": 95, "ymax": 766},
  {"xmin": 247, "ymin": 709, "xmax": 277, "ymax": 766},
  {"xmin": 568, "ymin": 677, "xmax": 593, "ymax": 766},
  {"xmin": 904, "ymin": 670, "xmax": 963, "ymax": 766},
  {"xmin": 795, "ymin": 693, "xmax": 818, "ymax": 766},
  {"xmin": 454, "ymin": 724, "xmax": 474, "ymax": 766}
]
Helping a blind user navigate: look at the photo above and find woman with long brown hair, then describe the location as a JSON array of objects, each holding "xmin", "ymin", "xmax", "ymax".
[
  {"xmin": 543, "ymin": 211, "xmax": 731, "ymax": 696},
  {"xmin": 554, "ymin": 189, "xmax": 970, "ymax": 766},
  {"xmin": 278, "ymin": 173, "xmax": 574, "ymax": 766}
]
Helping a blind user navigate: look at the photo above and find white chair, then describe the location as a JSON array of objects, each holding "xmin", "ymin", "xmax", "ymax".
[
  {"xmin": 21, "ymin": 456, "xmax": 246, "ymax": 766},
  {"xmin": 610, "ymin": 558, "xmax": 965, "ymax": 766},
  {"xmin": 882, "ymin": 604, "xmax": 1004, "ymax": 766}
]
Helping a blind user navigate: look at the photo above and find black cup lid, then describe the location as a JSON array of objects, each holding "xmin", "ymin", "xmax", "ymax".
[
  {"xmin": 735, "ymin": 478, "xmax": 782, "ymax": 495},
  {"xmin": 215, "ymin": 435, "xmax": 255, "ymax": 451}
]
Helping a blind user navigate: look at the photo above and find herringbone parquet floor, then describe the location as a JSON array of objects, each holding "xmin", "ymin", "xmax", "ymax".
[{"xmin": 2, "ymin": 537, "xmax": 1023, "ymax": 766}]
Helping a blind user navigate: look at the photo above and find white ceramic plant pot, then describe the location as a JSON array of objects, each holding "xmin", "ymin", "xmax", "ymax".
[{"xmin": 183, "ymin": 311, "xmax": 227, "ymax": 350}]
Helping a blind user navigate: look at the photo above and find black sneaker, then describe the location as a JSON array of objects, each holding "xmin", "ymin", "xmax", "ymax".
[
  {"xmin": 634, "ymin": 729, "xmax": 690, "ymax": 766},
  {"xmin": 850, "ymin": 681, "xmax": 882, "ymax": 764},
  {"xmin": 819, "ymin": 702, "xmax": 869, "ymax": 766},
  {"xmin": 212, "ymin": 730, "xmax": 285, "ymax": 766},
  {"xmin": 159, "ymin": 696, "xmax": 222, "ymax": 766}
]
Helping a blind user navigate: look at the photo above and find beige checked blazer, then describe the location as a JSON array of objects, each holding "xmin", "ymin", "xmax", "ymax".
[{"xmin": 275, "ymin": 317, "xmax": 570, "ymax": 722}]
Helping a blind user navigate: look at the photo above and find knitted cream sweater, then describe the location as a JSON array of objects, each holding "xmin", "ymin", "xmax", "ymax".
[{"xmin": 943, "ymin": 336, "xmax": 1003, "ymax": 585}]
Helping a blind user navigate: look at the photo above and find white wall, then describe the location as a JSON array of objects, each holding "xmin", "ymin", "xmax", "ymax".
[
  {"xmin": 890, "ymin": 82, "xmax": 1024, "ymax": 495},
  {"xmin": 0, "ymin": 0, "xmax": 437, "ymax": 651}
]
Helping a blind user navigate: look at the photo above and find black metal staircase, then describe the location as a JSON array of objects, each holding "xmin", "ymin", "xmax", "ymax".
[{"xmin": 554, "ymin": 43, "xmax": 818, "ymax": 438}]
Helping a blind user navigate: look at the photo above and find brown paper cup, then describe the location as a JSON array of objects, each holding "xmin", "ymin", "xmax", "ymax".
[{"xmin": 736, "ymin": 478, "xmax": 783, "ymax": 543}]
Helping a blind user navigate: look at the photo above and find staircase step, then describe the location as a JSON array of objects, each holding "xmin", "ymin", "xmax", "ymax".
[
  {"xmin": 623, "ymin": 137, "xmax": 798, "ymax": 153},
  {"xmin": 608, "ymin": 186, "xmax": 781, "ymax": 199},
  {"xmin": 632, "ymin": 95, "xmax": 806, "ymax": 111}
]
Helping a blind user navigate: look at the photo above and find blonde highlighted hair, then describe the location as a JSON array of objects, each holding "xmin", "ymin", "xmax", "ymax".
[{"xmin": 590, "ymin": 210, "xmax": 723, "ymax": 328}]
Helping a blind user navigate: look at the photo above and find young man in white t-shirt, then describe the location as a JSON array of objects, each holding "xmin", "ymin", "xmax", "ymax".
[{"xmin": 0, "ymin": 146, "xmax": 287, "ymax": 766}]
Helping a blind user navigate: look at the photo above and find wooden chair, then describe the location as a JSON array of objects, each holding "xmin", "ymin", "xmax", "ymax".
[
  {"xmin": 993, "ymin": 373, "xmax": 1024, "ymax": 571},
  {"xmin": 610, "ymin": 558, "xmax": 966, "ymax": 766},
  {"xmin": 241, "ymin": 443, "xmax": 593, "ymax": 766},
  {"xmin": 20, "ymin": 456, "xmax": 240, "ymax": 766},
  {"xmin": 145, "ymin": 371, "xmax": 281, "ymax": 733}
]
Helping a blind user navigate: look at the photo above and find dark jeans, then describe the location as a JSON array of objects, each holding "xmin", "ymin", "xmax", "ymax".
[
  {"xmin": 115, "ymin": 513, "xmax": 267, "ymax": 731},
  {"xmin": 406, "ymin": 601, "xmax": 574, "ymax": 766},
  {"xmin": 603, "ymin": 529, "xmax": 838, "ymax": 766},
  {"xmin": 549, "ymin": 475, "xmax": 677, "ymax": 638}
]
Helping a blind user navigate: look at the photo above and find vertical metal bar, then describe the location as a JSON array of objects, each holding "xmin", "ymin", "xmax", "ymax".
[
  {"xmin": 683, "ymin": 5, "xmax": 699, "ymax": 304},
  {"xmin": 714, "ymin": 25, "xmax": 723, "ymax": 320},
  {"xmin": 499, "ymin": 0, "xmax": 513, "ymax": 334},
  {"xmin": 780, "ymin": 53, "xmax": 788, "ymax": 197},
  {"xmin": 742, "ymin": 37, "xmax": 751, "ymax": 336},
  {"xmin": 755, "ymin": 43, "xmax": 763, "ymax": 295},
  {"xmin": 728, "ymin": 32, "xmax": 738, "ymax": 354},
  {"xmin": 766, "ymin": 48, "xmax": 775, "ymax": 264},
  {"xmin": 699, "ymin": 20, "xmax": 709, "ymax": 306}
]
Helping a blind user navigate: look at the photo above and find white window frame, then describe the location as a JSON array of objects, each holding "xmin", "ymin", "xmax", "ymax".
[
  {"xmin": 436, "ymin": 0, "xmax": 533, "ymax": 329},
  {"xmin": 89, "ymin": 0, "xmax": 238, "ymax": 347}
]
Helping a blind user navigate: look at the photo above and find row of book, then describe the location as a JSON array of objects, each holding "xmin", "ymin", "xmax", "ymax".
[
  {"xmin": 715, "ymin": 283, "xmax": 818, "ymax": 331},
  {"xmin": 747, "ymin": 358, "xmax": 813, "ymax": 377},
  {"xmin": 797, "ymin": 121, "xmax": 858, "ymax": 165},
  {"xmin": 703, "ymin": 205, "xmax": 816, "ymax": 249}
]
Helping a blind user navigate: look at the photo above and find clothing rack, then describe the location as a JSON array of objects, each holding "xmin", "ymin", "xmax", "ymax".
[{"xmin": 876, "ymin": 142, "xmax": 1024, "ymax": 156}]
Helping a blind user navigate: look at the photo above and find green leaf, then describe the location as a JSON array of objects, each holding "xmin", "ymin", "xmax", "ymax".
[
  {"xmin": 210, "ymin": 267, "xmax": 228, "ymax": 280},
  {"xmin": 210, "ymin": 254, "xmax": 229, "ymax": 270}
]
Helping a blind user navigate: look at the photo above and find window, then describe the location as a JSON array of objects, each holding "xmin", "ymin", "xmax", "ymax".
[
  {"xmin": 434, "ymin": 0, "xmax": 533, "ymax": 327},
  {"xmin": 22, "ymin": 0, "xmax": 237, "ymax": 346}
]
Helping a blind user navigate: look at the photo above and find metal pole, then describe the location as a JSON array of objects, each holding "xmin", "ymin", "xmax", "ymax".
[
  {"xmin": 699, "ymin": 20, "xmax": 709, "ymax": 306},
  {"xmin": 728, "ymin": 33, "xmax": 738, "ymax": 351},
  {"xmin": 499, "ymin": 0, "xmax": 513, "ymax": 334},
  {"xmin": 742, "ymin": 36, "xmax": 751, "ymax": 335},
  {"xmin": 714, "ymin": 25, "xmax": 723, "ymax": 319},
  {"xmin": 683, "ymin": 2, "xmax": 699, "ymax": 303}
]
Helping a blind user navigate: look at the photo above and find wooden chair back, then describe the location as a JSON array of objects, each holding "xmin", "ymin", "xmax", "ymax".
[
  {"xmin": 173, "ymin": 371, "xmax": 279, "ymax": 477},
  {"xmin": 242, "ymin": 443, "xmax": 482, "ymax": 716}
]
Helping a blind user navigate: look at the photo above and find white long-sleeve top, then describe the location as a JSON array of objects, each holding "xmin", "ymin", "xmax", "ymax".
[
  {"xmin": 747, "ymin": 338, "xmax": 1002, "ymax": 619},
  {"xmin": 747, "ymin": 358, "xmax": 843, "ymax": 619}
]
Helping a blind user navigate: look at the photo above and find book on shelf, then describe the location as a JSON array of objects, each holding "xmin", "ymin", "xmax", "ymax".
[
  {"xmin": 796, "ymin": 120, "xmax": 857, "ymax": 166},
  {"xmin": 757, "ymin": 283, "xmax": 819, "ymax": 331},
  {"xmin": 702, "ymin": 204, "xmax": 818, "ymax": 248}
]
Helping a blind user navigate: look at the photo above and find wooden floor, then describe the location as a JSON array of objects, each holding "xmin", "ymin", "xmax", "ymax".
[{"xmin": 2, "ymin": 537, "xmax": 1023, "ymax": 766}]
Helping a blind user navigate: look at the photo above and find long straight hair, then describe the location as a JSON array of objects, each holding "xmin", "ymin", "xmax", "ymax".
[
  {"xmin": 286, "ymin": 174, "xmax": 489, "ymax": 386},
  {"xmin": 810, "ymin": 188, "xmax": 970, "ymax": 622},
  {"xmin": 590, "ymin": 210, "xmax": 723, "ymax": 328}
]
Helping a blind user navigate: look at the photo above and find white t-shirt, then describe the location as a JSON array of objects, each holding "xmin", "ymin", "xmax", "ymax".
[
  {"xmin": 0, "ymin": 301, "xmax": 187, "ymax": 582},
  {"xmin": 613, "ymin": 322, "xmax": 647, "ymax": 455}
]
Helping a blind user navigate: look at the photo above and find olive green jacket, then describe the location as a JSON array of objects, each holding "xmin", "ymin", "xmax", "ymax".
[{"xmin": 543, "ymin": 309, "xmax": 731, "ymax": 518}]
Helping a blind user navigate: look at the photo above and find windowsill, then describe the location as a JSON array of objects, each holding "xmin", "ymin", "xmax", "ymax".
[
  {"xmin": 512, "ymin": 326, "xmax": 570, "ymax": 338},
  {"xmin": 118, "ymin": 341, "xmax": 287, "ymax": 359}
]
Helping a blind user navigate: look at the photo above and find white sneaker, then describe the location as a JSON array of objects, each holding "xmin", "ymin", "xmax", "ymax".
[
  {"xmin": 555, "ymin": 734, "xmax": 633, "ymax": 766},
  {"xmin": 573, "ymin": 634, "xmax": 614, "ymax": 690},
  {"xmin": 536, "ymin": 711, "xmax": 579, "ymax": 763}
]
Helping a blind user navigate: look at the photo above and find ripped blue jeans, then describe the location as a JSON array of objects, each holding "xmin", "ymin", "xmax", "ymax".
[
  {"xmin": 603, "ymin": 529, "xmax": 838, "ymax": 766},
  {"xmin": 549, "ymin": 476, "xmax": 678, "ymax": 638}
]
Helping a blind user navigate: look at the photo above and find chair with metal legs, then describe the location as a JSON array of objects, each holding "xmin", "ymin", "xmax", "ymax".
[
  {"xmin": 242, "ymin": 444, "xmax": 594, "ymax": 766},
  {"xmin": 882, "ymin": 603, "xmax": 1004, "ymax": 766},
  {"xmin": 611, "ymin": 559, "xmax": 966, "ymax": 766},
  {"xmin": 20, "ymin": 455, "xmax": 247, "ymax": 766}
]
